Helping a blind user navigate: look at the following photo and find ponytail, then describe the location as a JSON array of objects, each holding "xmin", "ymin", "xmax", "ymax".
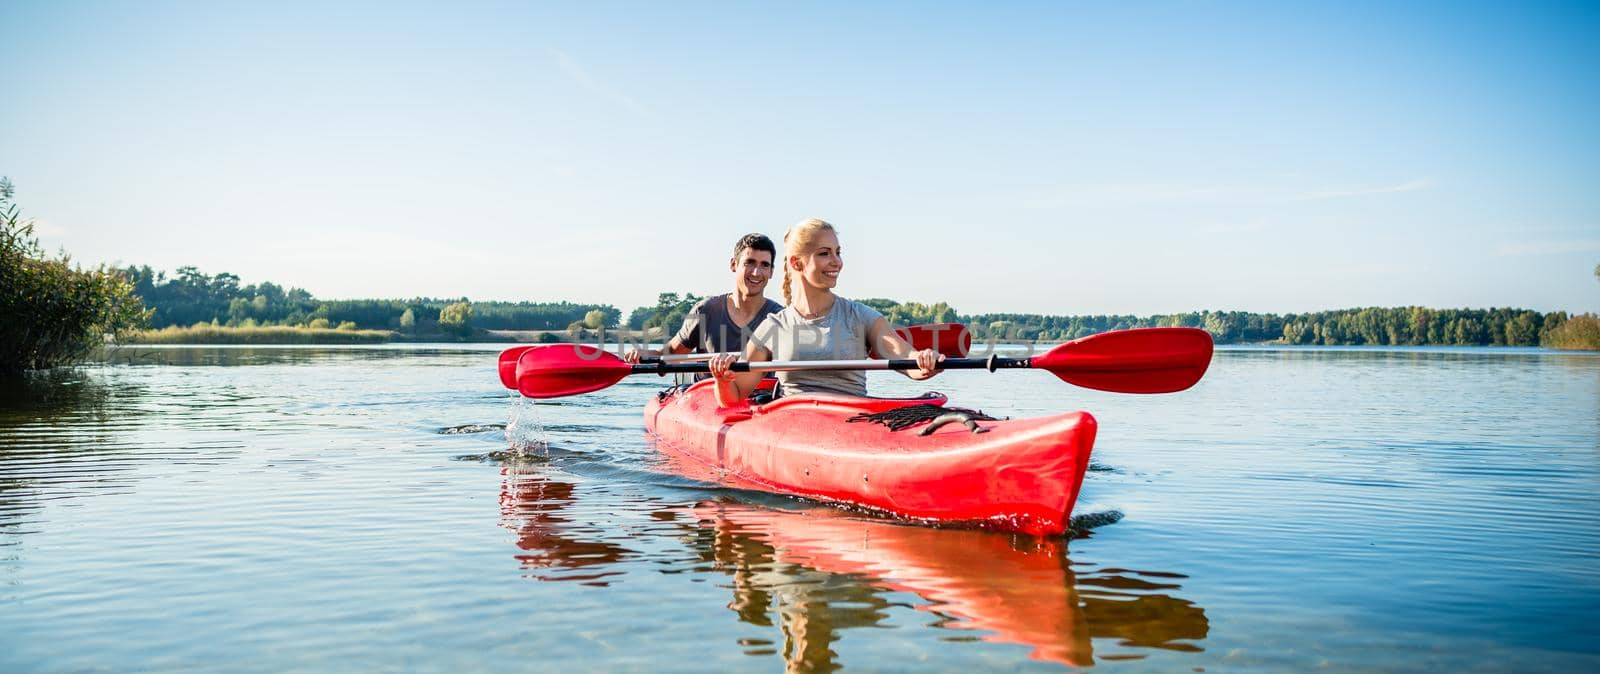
[{"xmin": 782, "ymin": 259, "xmax": 793, "ymax": 306}]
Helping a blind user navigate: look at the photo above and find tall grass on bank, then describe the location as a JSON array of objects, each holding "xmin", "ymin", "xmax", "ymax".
[
  {"xmin": 124, "ymin": 325, "xmax": 393, "ymax": 344},
  {"xmin": 1543, "ymin": 314, "xmax": 1600, "ymax": 351}
]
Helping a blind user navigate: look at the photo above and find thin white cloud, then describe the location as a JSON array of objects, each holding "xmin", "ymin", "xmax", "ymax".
[
  {"xmin": 1197, "ymin": 219, "xmax": 1270, "ymax": 235},
  {"xmin": 29, "ymin": 217, "xmax": 67, "ymax": 238},
  {"xmin": 1493, "ymin": 239, "xmax": 1600, "ymax": 257},
  {"xmin": 1296, "ymin": 179, "xmax": 1434, "ymax": 201},
  {"xmin": 1011, "ymin": 178, "xmax": 1434, "ymax": 210},
  {"xmin": 1015, "ymin": 183, "xmax": 1239, "ymax": 209},
  {"xmin": 552, "ymin": 49, "xmax": 649, "ymax": 116}
]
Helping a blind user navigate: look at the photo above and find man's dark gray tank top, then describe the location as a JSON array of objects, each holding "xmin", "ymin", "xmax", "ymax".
[{"xmin": 673, "ymin": 294, "xmax": 784, "ymax": 354}]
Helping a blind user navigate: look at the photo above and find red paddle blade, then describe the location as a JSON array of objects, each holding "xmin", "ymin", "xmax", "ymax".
[
  {"xmin": 907, "ymin": 322, "xmax": 971, "ymax": 357},
  {"xmin": 1032, "ymin": 327, "xmax": 1214, "ymax": 394},
  {"xmin": 881, "ymin": 323, "xmax": 972, "ymax": 358},
  {"xmin": 514, "ymin": 345, "xmax": 633, "ymax": 399},
  {"xmin": 498, "ymin": 346, "xmax": 536, "ymax": 389}
]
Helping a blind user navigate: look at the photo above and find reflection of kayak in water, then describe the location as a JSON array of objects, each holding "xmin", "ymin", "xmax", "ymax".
[
  {"xmin": 688, "ymin": 500, "xmax": 1209, "ymax": 668},
  {"xmin": 648, "ymin": 379, "xmax": 1097, "ymax": 536}
]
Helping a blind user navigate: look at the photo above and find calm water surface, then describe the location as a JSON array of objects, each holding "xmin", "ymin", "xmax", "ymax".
[{"xmin": 2, "ymin": 344, "xmax": 1597, "ymax": 673}]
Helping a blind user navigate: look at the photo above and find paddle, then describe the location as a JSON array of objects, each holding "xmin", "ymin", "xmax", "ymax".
[{"xmin": 504, "ymin": 327, "xmax": 1213, "ymax": 399}]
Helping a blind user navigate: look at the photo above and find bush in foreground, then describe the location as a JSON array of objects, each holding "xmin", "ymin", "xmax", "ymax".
[{"xmin": 0, "ymin": 178, "xmax": 147, "ymax": 375}]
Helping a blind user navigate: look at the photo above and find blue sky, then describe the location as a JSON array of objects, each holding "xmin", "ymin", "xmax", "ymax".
[{"xmin": 3, "ymin": 1, "xmax": 1597, "ymax": 316}]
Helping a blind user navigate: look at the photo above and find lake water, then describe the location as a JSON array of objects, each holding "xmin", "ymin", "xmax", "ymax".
[{"xmin": 2, "ymin": 344, "xmax": 1597, "ymax": 673}]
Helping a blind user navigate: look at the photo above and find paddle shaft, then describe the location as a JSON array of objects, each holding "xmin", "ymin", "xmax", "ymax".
[
  {"xmin": 641, "ymin": 323, "xmax": 973, "ymax": 364},
  {"xmin": 631, "ymin": 355, "xmax": 1033, "ymax": 376},
  {"xmin": 642, "ymin": 352, "xmax": 731, "ymax": 363}
]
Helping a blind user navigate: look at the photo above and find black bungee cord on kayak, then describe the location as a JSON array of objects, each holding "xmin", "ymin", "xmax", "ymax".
[{"xmin": 845, "ymin": 404, "xmax": 1003, "ymax": 434}]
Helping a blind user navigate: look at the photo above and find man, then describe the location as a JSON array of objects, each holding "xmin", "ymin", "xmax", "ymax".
[{"xmin": 625, "ymin": 233, "xmax": 783, "ymax": 363}]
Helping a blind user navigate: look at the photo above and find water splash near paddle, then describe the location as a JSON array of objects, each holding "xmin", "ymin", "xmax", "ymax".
[{"xmin": 506, "ymin": 393, "xmax": 549, "ymax": 454}]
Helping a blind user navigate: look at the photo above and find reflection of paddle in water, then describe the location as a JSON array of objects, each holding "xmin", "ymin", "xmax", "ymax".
[
  {"xmin": 497, "ymin": 459, "xmax": 633, "ymax": 585},
  {"xmin": 685, "ymin": 500, "xmax": 1209, "ymax": 670}
]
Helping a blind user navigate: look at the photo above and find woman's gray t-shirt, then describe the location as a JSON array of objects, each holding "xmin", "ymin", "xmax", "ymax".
[{"xmin": 750, "ymin": 297, "xmax": 884, "ymax": 397}]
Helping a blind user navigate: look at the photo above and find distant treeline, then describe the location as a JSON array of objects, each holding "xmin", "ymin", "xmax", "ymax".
[
  {"xmin": 628, "ymin": 294, "xmax": 1598, "ymax": 348},
  {"xmin": 110, "ymin": 265, "xmax": 1599, "ymax": 349},
  {"xmin": 919, "ymin": 302, "xmax": 1586, "ymax": 347},
  {"xmin": 119, "ymin": 266, "xmax": 620, "ymax": 334},
  {"xmin": 958, "ymin": 306, "xmax": 1572, "ymax": 347}
]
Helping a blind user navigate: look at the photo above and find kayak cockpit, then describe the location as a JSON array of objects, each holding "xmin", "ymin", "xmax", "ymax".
[{"xmin": 666, "ymin": 378, "xmax": 950, "ymax": 422}]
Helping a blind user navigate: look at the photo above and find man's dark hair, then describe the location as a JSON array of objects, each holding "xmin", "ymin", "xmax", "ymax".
[{"xmin": 733, "ymin": 233, "xmax": 777, "ymax": 259}]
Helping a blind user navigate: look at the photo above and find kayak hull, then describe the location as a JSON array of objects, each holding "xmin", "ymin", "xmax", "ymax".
[{"xmin": 644, "ymin": 380, "xmax": 1097, "ymax": 536}]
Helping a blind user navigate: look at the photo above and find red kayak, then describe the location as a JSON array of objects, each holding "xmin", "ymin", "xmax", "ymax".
[
  {"xmin": 503, "ymin": 327, "xmax": 1212, "ymax": 535},
  {"xmin": 645, "ymin": 379, "xmax": 1097, "ymax": 536}
]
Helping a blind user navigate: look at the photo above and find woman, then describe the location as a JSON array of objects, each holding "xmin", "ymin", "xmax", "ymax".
[{"xmin": 708, "ymin": 218, "xmax": 941, "ymax": 407}]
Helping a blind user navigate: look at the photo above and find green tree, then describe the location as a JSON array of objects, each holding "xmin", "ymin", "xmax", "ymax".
[
  {"xmin": 858, "ymin": 298, "xmax": 899, "ymax": 314},
  {"xmin": 626, "ymin": 306, "xmax": 654, "ymax": 330},
  {"xmin": 399, "ymin": 308, "xmax": 416, "ymax": 333},
  {"xmin": 641, "ymin": 292, "xmax": 701, "ymax": 333},
  {"xmin": 227, "ymin": 297, "xmax": 250, "ymax": 325},
  {"xmin": 583, "ymin": 308, "xmax": 608, "ymax": 330},
  {"xmin": 0, "ymin": 178, "xmax": 148, "ymax": 374},
  {"xmin": 1505, "ymin": 312, "xmax": 1539, "ymax": 345},
  {"xmin": 439, "ymin": 301, "xmax": 473, "ymax": 336},
  {"xmin": 1203, "ymin": 313, "xmax": 1234, "ymax": 342}
]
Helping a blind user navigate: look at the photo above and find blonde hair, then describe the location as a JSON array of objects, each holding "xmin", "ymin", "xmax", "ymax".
[{"xmin": 781, "ymin": 218, "xmax": 837, "ymax": 306}]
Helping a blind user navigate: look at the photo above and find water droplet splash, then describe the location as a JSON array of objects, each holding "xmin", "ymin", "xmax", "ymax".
[{"xmin": 506, "ymin": 393, "xmax": 549, "ymax": 454}]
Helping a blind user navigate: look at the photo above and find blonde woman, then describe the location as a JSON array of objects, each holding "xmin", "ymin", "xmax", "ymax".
[{"xmin": 708, "ymin": 219, "xmax": 941, "ymax": 406}]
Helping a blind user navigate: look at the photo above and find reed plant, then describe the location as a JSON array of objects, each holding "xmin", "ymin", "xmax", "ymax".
[{"xmin": 122, "ymin": 324, "xmax": 393, "ymax": 344}]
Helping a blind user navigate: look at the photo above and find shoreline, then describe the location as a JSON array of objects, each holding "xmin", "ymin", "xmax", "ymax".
[
  {"xmin": 108, "ymin": 329, "xmax": 1600, "ymax": 353},
  {"xmin": 117, "ymin": 326, "xmax": 665, "ymax": 346}
]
